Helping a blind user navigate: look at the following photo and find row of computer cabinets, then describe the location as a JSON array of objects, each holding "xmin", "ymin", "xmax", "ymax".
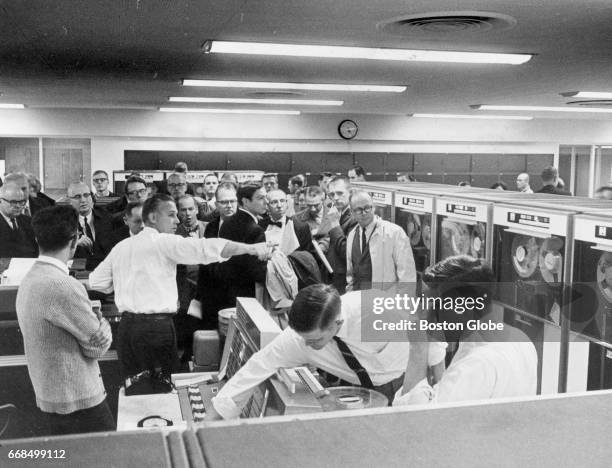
[{"xmin": 354, "ymin": 181, "xmax": 612, "ymax": 394}]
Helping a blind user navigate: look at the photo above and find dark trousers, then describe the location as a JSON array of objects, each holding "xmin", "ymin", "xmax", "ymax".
[
  {"xmin": 41, "ymin": 399, "xmax": 115, "ymax": 436},
  {"xmin": 117, "ymin": 313, "xmax": 180, "ymax": 379}
]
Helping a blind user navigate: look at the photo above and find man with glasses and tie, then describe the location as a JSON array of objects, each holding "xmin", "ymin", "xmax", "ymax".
[
  {"xmin": 92, "ymin": 170, "xmax": 115, "ymax": 198},
  {"xmin": 206, "ymin": 283, "xmax": 447, "ymax": 420},
  {"xmin": 345, "ymin": 190, "xmax": 416, "ymax": 292},
  {"xmin": 0, "ymin": 182, "xmax": 38, "ymax": 258},
  {"xmin": 67, "ymin": 182, "xmax": 116, "ymax": 270},
  {"xmin": 3, "ymin": 172, "xmax": 47, "ymax": 217}
]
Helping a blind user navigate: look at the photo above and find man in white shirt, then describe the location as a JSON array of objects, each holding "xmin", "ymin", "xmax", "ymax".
[
  {"xmin": 346, "ymin": 190, "xmax": 416, "ymax": 292},
  {"xmin": 207, "ymin": 283, "xmax": 447, "ymax": 420},
  {"xmin": 89, "ymin": 193, "xmax": 270, "ymax": 380},
  {"xmin": 394, "ymin": 255, "xmax": 537, "ymax": 406}
]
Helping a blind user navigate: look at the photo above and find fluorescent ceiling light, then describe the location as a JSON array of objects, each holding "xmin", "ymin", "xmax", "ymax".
[
  {"xmin": 204, "ymin": 40, "xmax": 532, "ymax": 65},
  {"xmin": 169, "ymin": 97, "xmax": 342, "ymax": 106},
  {"xmin": 412, "ymin": 113, "xmax": 532, "ymax": 120},
  {"xmin": 561, "ymin": 91, "xmax": 612, "ymax": 99},
  {"xmin": 474, "ymin": 105, "xmax": 612, "ymax": 114},
  {"xmin": 0, "ymin": 103, "xmax": 25, "ymax": 109},
  {"xmin": 159, "ymin": 107, "xmax": 300, "ymax": 115},
  {"xmin": 182, "ymin": 80, "xmax": 405, "ymax": 93}
]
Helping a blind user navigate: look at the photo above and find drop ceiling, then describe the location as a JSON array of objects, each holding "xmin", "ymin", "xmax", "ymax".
[{"xmin": 1, "ymin": 0, "xmax": 611, "ymax": 119}]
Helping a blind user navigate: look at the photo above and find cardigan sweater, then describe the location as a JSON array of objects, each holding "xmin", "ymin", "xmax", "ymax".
[{"xmin": 16, "ymin": 261, "xmax": 110, "ymax": 414}]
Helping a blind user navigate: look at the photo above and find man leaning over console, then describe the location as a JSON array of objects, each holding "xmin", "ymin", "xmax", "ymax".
[{"xmin": 207, "ymin": 283, "xmax": 447, "ymax": 420}]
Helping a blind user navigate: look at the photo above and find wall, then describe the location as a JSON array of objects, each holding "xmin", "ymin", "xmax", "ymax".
[{"xmin": 2, "ymin": 108, "xmax": 612, "ymax": 185}]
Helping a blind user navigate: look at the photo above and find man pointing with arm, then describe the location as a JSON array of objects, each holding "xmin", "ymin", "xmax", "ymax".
[{"xmin": 89, "ymin": 193, "xmax": 270, "ymax": 380}]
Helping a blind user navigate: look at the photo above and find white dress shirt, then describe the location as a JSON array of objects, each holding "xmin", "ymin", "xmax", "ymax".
[
  {"xmin": 393, "ymin": 334, "xmax": 537, "ymax": 406},
  {"xmin": 89, "ymin": 226, "xmax": 229, "ymax": 314},
  {"xmin": 212, "ymin": 291, "xmax": 447, "ymax": 419}
]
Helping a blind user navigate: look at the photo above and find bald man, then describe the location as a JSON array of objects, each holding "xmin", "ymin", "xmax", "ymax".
[
  {"xmin": 67, "ymin": 182, "xmax": 116, "ymax": 270},
  {"xmin": 346, "ymin": 190, "xmax": 416, "ymax": 291},
  {"xmin": 0, "ymin": 182, "xmax": 38, "ymax": 258},
  {"xmin": 516, "ymin": 173, "xmax": 533, "ymax": 193},
  {"xmin": 260, "ymin": 189, "xmax": 313, "ymax": 255}
]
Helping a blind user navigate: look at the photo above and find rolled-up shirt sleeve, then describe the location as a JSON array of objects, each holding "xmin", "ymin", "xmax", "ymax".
[
  {"xmin": 158, "ymin": 235, "xmax": 229, "ymax": 265},
  {"xmin": 212, "ymin": 329, "xmax": 308, "ymax": 419}
]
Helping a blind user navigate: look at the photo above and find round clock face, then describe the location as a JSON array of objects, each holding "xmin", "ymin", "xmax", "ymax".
[{"xmin": 338, "ymin": 119, "xmax": 358, "ymax": 139}]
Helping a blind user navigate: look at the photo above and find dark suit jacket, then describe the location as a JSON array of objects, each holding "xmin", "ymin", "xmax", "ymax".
[
  {"xmin": 28, "ymin": 196, "xmax": 48, "ymax": 217},
  {"xmin": 196, "ymin": 209, "xmax": 266, "ymax": 322},
  {"xmin": 326, "ymin": 207, "xmax": 357, "ymax": 294},
  {"xmin": 34, "ymin": 192, "xmax": 55, "ymax": 208},
  {"xmin": 0, "ymin": 214, "xmax": 38, "ymax": 258},
  {"xmin": 536, "ymin": 185, "xmax": 573, "ymax": 196},
  {"xmin": 73, "ymin": 207, "xmax": 118, "ymax": 270},
  {"xmin": 218, "ymin": 209, "xmax": 266, "ymax": 292}
]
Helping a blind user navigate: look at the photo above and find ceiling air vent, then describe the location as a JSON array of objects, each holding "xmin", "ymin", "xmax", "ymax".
[
  {"xmin": 566, "ymin": 100, "xmax": 612, "ymax": 107},
  {"xmin": 378, "ymin": 11, "xmax": 517, "ymax": 36}
]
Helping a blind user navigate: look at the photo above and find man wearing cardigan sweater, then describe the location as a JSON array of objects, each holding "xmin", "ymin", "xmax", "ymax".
[{"xmin": 16, "ymin": 205, "xmax": 114, "ymax": 435}]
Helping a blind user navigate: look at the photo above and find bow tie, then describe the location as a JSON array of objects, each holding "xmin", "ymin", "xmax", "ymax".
[{"xmin": 268, "ymin": 220, "xmax": 283, "ymax": 228}]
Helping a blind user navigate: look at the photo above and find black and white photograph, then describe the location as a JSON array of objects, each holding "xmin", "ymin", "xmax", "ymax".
[{"xmin": 1, "ymin": 1, "xmax": 612, "ymax": 466}]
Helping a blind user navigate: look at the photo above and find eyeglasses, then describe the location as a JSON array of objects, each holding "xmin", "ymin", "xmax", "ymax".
[
  {"xmin": 127, "ymin": 188, "xmax": 147, "ymax": 197},
  {"xmin": 351, "ymin": 205, "xmax": 373, "ymax": 215},
  {"xmin": 70, "ymin": 193, "xmax": 92, "ymax": 200},
  {"xmin": 1, "ymin": 197, "xmax": 27, "ymax": 207},
  {"xmin": 167, "ymin": 183, "xmax": 187, "ymax": 189},
  {"xmin": 306, "ymin": 202, "xmax": 323, "ymax": 209},
  {"xmin": 93, "ymin": 178, "xmax": 108, "ymax": 183},
  {"xmin": 217, "ymin": 199, "xmax": 238, "ymax": 206}
]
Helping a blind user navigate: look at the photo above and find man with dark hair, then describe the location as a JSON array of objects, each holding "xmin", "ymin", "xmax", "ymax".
[
  {"xmin": 211, "ymin": 184, "xmax": 268, "ymax": 307},
  {"xmin": 92, "ymin": 170, "xmax": 115, "ymax": 198},
  {"xmin": 348, "ymin": 165, "xmax": 366, "ymax": 182},
  {"xmin": 16, "ymin": 205, "xmax": 114, "ymax": 435},
  {"xmin": 320, "ymin": 175, "xmax": 357, "ymax": 293},
  {"xmin": 109, "ymin": 201, "xmax": 144, "ymax": 244},
  {"xmin": 536, "ymin": 166, "xmax": 572, "ymax": 195},
  {"xmin": 89, "ymin": 193, "xmax": 271, "ymax": 380},
  {"xmin": 261, "ymin": 173, "xmax": 279, "ymax": 192},
  {"xmin": 0, "ymin": 182, "xmax": 38, "ymax": 258},
  {"xmin": 394, "ymin": 255, "xmax": 537, "ymax": 406},
  {"xmin": 318, "ymin": 172, "xmax": 333, "ymax": 190},
  {"xmin": 68, "ymin": 182, "xmax": 116, "ymax": 270},
  {"xmin": 104, "ymin": 175, "xmax": 148, "ymax": 217},
  {"xmin": 208, "ymin": 284, "xmax": 447, "ymax": 420},
  {"xmin": 288, "ymin": 175, "xmax": 305, "ymax": 194}
]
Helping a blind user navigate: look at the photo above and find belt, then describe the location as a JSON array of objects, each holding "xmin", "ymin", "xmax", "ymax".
[{"xmin": 121, "ymin": 311, "xmax": 175, "ymax": 320}]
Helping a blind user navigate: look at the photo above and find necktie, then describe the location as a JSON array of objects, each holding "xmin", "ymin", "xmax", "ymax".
[
  {"xmin": 11, "ymin": 218, "xmax": 18, "ymax": 230},
  {"xmin": 83, "ymin": 216, "xmax": 94, "ymax": 240},
  {"xmin": 23, "ymin": 206, "xmax": 31, "ymax": 217},
  {"xmin": 333, "ymin": 336, "xmax": 373, "ymax": 388},
  {"xmin": 361, "ymin": 227, "xmax": 367, "ymax": 254}
]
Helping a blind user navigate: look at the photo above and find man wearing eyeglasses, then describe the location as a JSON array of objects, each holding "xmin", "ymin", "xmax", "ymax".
[
  {"xmin": 68, "ymin": 182, "xmax": 116, "ymax": 270},
  {"xmin": 346, "ymin": 190, "xmax": 416, "ymax": 292},
  {"xmin": 192, "ymin": 182, "xmax": 240, "ymax": 330},
  {"xmin": 0, "ymin": 182, "xmax": 38, "ymax": 258},
  {"xmin": 92, "ymin": 170, "xmax": 115, "ymax": 198},
  {"xmin": 104, "ymin": 175, "xmax": 148, "ymax": 227}
]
